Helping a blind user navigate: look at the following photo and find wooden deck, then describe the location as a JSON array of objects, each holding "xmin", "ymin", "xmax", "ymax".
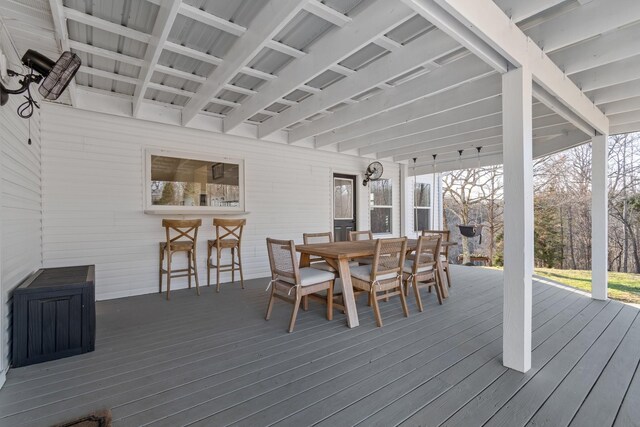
[{"xmin": 0, "ymin": 266, "xmax": 638, "ymax": 427}]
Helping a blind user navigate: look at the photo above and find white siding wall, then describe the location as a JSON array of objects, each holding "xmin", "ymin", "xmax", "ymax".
[
  {"xmin": 40, "ymin": 104, "xmax": 400, "ymax": 300},
  {"xmin": 0, "ymin": 44, "xmax": 43, "ymax": 384}
]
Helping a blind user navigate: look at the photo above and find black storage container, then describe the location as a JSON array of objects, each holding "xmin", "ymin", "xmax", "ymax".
[{"xmin": 12, "ymin": 265, "xmax": 95, "ymax": 368}]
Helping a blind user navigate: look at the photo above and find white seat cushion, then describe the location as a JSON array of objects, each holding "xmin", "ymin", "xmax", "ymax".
[
  {"xmin": 402, "ymin": 260, "xmax": 434, "ymax": 274},
  {"xmin": 350, "ymin": 265, "xmax": 397, "ymax": 282},
  {"xmin": 310, "ymin": 261, "xmax": 358, "ymax": 272},
  {"xmin": 279, "ymin": 267, "xmax": 335, "ymax": 286}
]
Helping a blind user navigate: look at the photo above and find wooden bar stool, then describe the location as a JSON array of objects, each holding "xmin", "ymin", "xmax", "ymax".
[
  {"xmin": 159, "ymin": 219, "xmax": 201, "ymax": 300},
  {"xmin": 208, "ymin": 218, "xmax": 246, "ymax": 292}
]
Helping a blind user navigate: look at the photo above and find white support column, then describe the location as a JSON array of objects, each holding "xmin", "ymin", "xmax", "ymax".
[
  {"xmin": 400, "ymin": 164, "xmax": 409, "ymax": 237},
  {"xmin": 591, "ymin": 134, "xmax": 609, "ymax": 300},
  {"xmin": 502, "ymin": 67, "xmax": 533, "ymax": 373}
]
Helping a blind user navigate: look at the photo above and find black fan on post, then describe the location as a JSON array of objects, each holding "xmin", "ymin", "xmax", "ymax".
[
  {"xmin": 362, "ymin": 161, "xmax": 384, "ymax": 186},
  {"xmin": 0, "ymin": 49, "xmax": 81, "ymax": 117}
]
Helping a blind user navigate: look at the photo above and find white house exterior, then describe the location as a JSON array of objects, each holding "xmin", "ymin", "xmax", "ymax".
[{"xmin": 1, "ymin": 0, "xmax": 640, "ymax": 397}]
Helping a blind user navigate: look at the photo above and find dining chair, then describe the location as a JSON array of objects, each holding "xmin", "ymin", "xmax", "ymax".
[
  {"xmin": 422, "ymin": 230, "xmax": 452, "ymax": 288},
  {"xmin": 208, "ymin": 218, "xmax": 246, "ymax": 292},
  {"xmin": 349, "ymin": 237, "xmax": 408, "ymax": 327},
  {"xmin": 265, "ymin": 238, "xmax": 337, "ymax": 332},
  {"xmin": 403, "ymin": 235, "xmax": 443, "ymax": 311},
  {"xmin": 348, "ymin": 230, "xmax": 374, "ymax": 265},
  {"xmin": 159, "ymin": 219, "xmax": 201, "ymax": 300}
]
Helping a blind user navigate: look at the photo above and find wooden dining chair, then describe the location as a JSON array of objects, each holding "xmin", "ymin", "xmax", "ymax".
[
  {"xmin": 422, "ymin": 230, "xmax": 452, "ymax": 288},
  {"xmin": 348, "ymin": 230, "xmax": 375, "ymax": 265},
  {"xmin": 159, "ymin": 219, "xmax": 201, "ymax": 300},
  {"xmin": 349, "ymin": 237, "xmax": 408, "ymax": 327},
  {"xmin": 265, "ymin": 238, "xmax": 337, "ymax": 332},
  {"xmin": 302, "ymin": 232, "xmax": 335, "ymax": 272},
  {"xmin": 208, "ymin": 218, "xmax": 246, "ymax": 292},
  {"xmin": 403, "ymin": 235, "xmax": 443, "ymax": 311}
]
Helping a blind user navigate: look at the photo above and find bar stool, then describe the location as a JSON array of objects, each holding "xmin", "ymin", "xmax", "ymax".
[
  {"xmin": 159, "ymin": 219, "xmax": 202, "ymax": 300},
  {"xmin": 208, "ymin": 218, "xmax": 246, "ymax": 292}
]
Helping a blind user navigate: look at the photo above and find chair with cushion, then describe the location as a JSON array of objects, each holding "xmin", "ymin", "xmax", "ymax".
[
  {"xmin": 348, "ymin": 230, "xmax": 374, "ymax": 265},
  {"xmin": 422, "ymin": 230, "xmax": 452, "ymax": 288},
  {"xmin": 350, "ymin": 237, "xmax": 409, "ymax": 327},
  {"xmin": 265, "ymin": 238, "xmax": 336, "ymax": 332},
  {"xmin": 208, "ymin": 218, "xmax": 246, "ymax": 292},
  {"xmin": 159, "ymin": 219, "xmax": 201, "ymax": 300},
  {"xmin": 403, "ymin": 235, "xmax": 443, "ymax": 311}
]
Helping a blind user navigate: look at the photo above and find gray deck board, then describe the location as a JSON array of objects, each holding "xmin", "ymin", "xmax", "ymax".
[{"xmin": 0, "ymin": 266, "xmax": 637, "ymax": 427}]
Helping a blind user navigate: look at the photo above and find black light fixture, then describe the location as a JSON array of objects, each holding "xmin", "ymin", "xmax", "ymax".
[{"xmin": 0, "ymin": 49, "xmax": 81, "ymax": 117}]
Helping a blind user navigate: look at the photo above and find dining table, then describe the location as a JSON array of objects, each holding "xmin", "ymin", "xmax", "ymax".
[{"xmin": 296, "ymin": 238, "xmax": 452, "ymax": 328}]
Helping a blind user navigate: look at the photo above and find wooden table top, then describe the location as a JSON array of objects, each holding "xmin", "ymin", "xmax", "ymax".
[{"xmin": 296, "ymin": 239, "xmax": 419, "ymax": 259}]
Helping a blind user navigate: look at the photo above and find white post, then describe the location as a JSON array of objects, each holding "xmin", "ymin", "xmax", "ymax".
[
  {"xmin": 400, "ymin": 164, "xmax": 409, "ymax": 237},
  {"xmin": 591, "ymin": 134, "xmax": 608, "ymax": 300},
  {"xmin": 502, "ymin": 67, "xmax": 533, "ymax": 373}
]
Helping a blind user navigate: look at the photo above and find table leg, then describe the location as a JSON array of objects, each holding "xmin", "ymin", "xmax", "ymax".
[
  {"xmin": 300, "ymin": 253, "xmax": 310, "ymax": 268},
  {"xmin": 337, "ymin": 258, "xmax": 359, "ymax": 328}
]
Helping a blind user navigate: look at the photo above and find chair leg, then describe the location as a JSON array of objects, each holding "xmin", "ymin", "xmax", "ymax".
[
  {"xmin": 327, "ymin": 282, "xmax": 334, "ymax": 321},
  {"xmin": 158, "ymin": 246, "xmax": 164, "ymax": 294},
  {"xmin": 192, "ymin": 249, "xmax": 200, "ymax": 296},
  {"xmin": 238, "ymin": 246, "xmax": 245, "ymax": 289},
  {"xmin": 433, "ymin": 281, "xmax": 443, "ymax": 305},
  {"xmin": 265, "ymin": 287, "xmax": 276, "ymax": 320},
  {"xmin": 289, "ymin": 292, "xmax": 302, "ymax": 333},
  {"xmin": 187, "ymin": 250, "xmax": 192, "ymax": 289},
  {"xmin": 413, "ymin": 278, "xmax": 424, "ymax": 312},
  {"xmin": 166, "ymin": 252, "xmax": 172, "ymax": 301},
  {"xmin": 231, "ymin": 247, "xmax": 236, "ymax": 283},
  {"xmin": 445, "ymin": 264, "xmax": 452, "ymax": 288},
  {"xmin": 303, "ymin": 295, "xmax": 309, "ymax": 311},
  {"xmin": 216, "ymin": 249, "xmax": 221, "ymax": 293},
  {"xmin": 207, "ymin": 244, "xmax": 211, "ymax": 287},
  {"xmin": 399, "ymin": 282, "xmax": 409, "ymax": 317},
  {"xmin": 371, "ymin": 291, "xmax": 383, "ymax": 327}
]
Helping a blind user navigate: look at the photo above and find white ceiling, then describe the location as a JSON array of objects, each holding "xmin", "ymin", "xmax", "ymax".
[{"xmin": 1, "ymin": 0, "xmax": 639, "ymax": 172}]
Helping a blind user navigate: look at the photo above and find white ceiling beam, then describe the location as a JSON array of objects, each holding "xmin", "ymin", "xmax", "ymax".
[
  {"xmin": 599, "ymin": 96, "xmax": 640, "ymax": 116},
  {"xmin": 147, "ymin": 82, "xmax": 194, "ymax": 98},
  {"xmin": 421, "ymin": 0, "xmax": 609, "ymax": 135},
  {"xmin": 163, "ymin": 41, "xmax": 223, "ymax": 65},
  {"xmin": 49, "ymin": 0, "xmax": 77, "ymax": 106},
  {"xmin": 132, "ymin": 0, "xmax": 182, "ymax": 117},
  {"xmin": 299, "ymin": 84, "xmax": 322, "ymax": 94},
  {"xmin": 303, "ymin": 0, "xmax": 352, "ymax": 27},
  {"xmin": 209, "ymin": 98, "xmax": 241, "ymax": 108},
  {"xmin": 259, "ymin": 29, "xmax": 460, "ymax": 138},
  {"xmin": 611, "ymin": 121, "xmax": 640, "ymax": 135},
  {"xmin": 154, "ymin": 65, "xmax": 207, "ymax": 84},
  {"xmin": 240, "ymin": 67, "xmax": 277, "ymax": 81},
  {"xmin": 266, "ymin": 40, "xmax": 306, "ymax": 58},
  {"xmin": 609, "ymin": 110, "xmax": 640, "ymax": 127},
  {"xmin": 315, "ymin": 73, "xmax": 501, "ymax": 147},
  {"xmin": 77, "ymin": 66, "xmax": 139, "ymax": 85},
  {"xmin": 532, "ymin": 130, "xmax": 592, "ymax": 158},
  {"xmin": 570, "ymin": 55, "xmax": 640, "ymax": 93},
  {"xmin": 68, "ymin": 40, "xmax": 145, "ymax": 67},
  {"xmin": 492, "ymin": 0, "xmax": 568, "ymax": 22},
  {"xmin": 349, "ymin": 95, "xmax": 503, "ymax": 153},
  {"xmin": 178, "ymin": 3, "xmax": 247, "ymax": 37},
  {"xmin": 329, "ymin": 64, "xmax": 356, "ymax": 76},
  {"xmin": 587, "ymin": 79, "xmax": 640, "ymax": 105},
  {"xmin": 63, "ymin": 7, "xmax": 152, "ymax": 43},
  {"xmin": 373, "ymin": 36, "xmax": 404, "ymax": 52},
  {"xmin": 548, "ymin": 22, "xmax": 640, "ymax": 75},
  {"xmin": 524, "ymin": 0, "xmax": 640, "ymax": 53},
  {"xmin": 224, "ymin": 0, "xmax": 414, "ymax": 133},
  {"xmin": 531, "ymin": 82, "xmax": 594, "ymax": 136},
  {"xmin": 180, "ymin": 0, "xmax": 308, "ymax": 126},
  {"xmin": 289, "ymin": 54, "xmax": 494, "ymax": 142},
  {"xmin": 384, "ymin": 112, "xmax": 566, "ymax": 161}
]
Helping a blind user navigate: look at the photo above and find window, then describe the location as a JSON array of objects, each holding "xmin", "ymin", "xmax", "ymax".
[
  {"xmin": 370, "ymin": 179, "xmax": 392, "ymax": 234},
  {"xmin": 145, "ymin": 150, "xmax": 244, "ymax": 213},
  {"xmin": 414, "ymin": 182, "xmax": 431, "ymax": 231}
]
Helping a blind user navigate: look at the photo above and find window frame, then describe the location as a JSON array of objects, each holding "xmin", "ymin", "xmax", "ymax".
[
  {"xmin": 370, "ymin": 178, "xmax": 393, "ymax": 235},
  {"xmin": 413, "ymin": 181, "xmax": 432, "ymax": 232},
  {"xmin": 143, "ymin": 148, "xmax": 245, "ymax": 214}
]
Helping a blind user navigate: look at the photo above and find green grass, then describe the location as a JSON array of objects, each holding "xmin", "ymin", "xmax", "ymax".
[
  {"xmin": 485, "ymin": 266, "xmax": 640, "ymax": 304},
  {"xmin": 534, "ymin": 268, "xmax": 640, "ymax": 304}
]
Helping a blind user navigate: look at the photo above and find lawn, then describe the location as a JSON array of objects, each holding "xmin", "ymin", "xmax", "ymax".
[{"xmin": 533, "ymin": 268, "xmax": 640, "ymax": 305}]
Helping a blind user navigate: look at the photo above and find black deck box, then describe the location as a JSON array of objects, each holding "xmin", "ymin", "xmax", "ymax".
[{"xmin": 12, "ymin": 265, "xmax": 95, "ymax": 368}]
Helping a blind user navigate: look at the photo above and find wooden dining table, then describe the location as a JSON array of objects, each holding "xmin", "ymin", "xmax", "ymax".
[{"xmin": 296, "ymin": 239, "xmax": 451, "ymax": 328}]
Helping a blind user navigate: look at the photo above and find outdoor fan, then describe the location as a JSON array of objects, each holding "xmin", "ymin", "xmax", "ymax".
[
  {"xmin": 0, "ymin": 49, "xmax": 81, "ymax": 118},
  {"xmin": 362, "ymin": 161, "xmax": 384, "ymax": 186}
]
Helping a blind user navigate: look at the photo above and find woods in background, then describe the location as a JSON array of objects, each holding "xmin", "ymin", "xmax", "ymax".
[{"xmin": 442, "ymin": 132, "xmax": 640, "ymax": 273}]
